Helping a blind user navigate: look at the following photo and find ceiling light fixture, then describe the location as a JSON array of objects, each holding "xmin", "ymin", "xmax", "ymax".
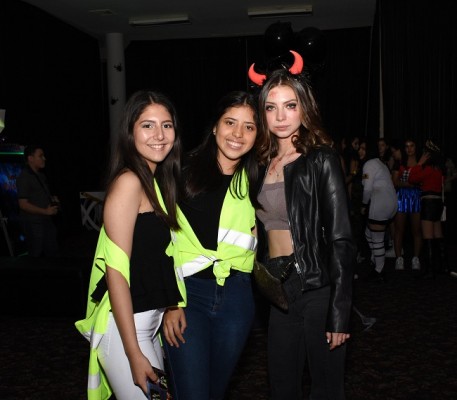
[
  {"xmin": 247, "ymin": 5, "xmax": 313, "ymax": 19},
  {"xmin": 129, "ymin": 14, "xmax": 190, "ymax": 27}
]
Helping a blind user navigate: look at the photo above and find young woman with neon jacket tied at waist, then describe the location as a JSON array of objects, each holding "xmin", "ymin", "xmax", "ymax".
[
  {"xmin": 162, "ymin": 91, "xmax": 266, "ymax": 400},
  {"xmin": 408, "ymin": 140, "xmax": 447, "ymax": 278},
  {"xmin": 76, "ymin": 90, "xmax": 182, "ymax": 400},
  {"xmin": 249, "ymin": 52, "xmax": 355, "ymax": 400}
]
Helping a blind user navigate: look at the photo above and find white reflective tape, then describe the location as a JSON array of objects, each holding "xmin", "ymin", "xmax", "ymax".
[
  {"xmin": 88, "ymin": 372, "xmax": 101, "ymax": 390},
  {"xmin": 218, "ymin": 228, "xmax": 257, "ymax": 251},
  {"xmin": 176, "ymin": 264, "xmax": 184, "ymax": 282},
  {"xmin": 179, "ymin": 255, "xmax": 215, "ymax": 277},
  {"xmin": 80, "ymin": 329, "xmax": 92, "ymax": 342},
  {"xmin": 90, "ymin": 331, "xmax": 104, "ymax": 349}
]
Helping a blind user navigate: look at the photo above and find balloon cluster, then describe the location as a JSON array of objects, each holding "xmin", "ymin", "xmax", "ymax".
[{"xmin": 253, "ymin": 21, "xmax": 327, "ymax": 78}]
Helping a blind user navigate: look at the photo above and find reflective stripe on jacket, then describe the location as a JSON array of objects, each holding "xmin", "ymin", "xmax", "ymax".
[
  {"xmin": 168, "ymin": 170, "xmax": 257, "ymax": 306},
  {"xmin": 75, "ymin": 181, "xmax": 168, "ymax": 400}
]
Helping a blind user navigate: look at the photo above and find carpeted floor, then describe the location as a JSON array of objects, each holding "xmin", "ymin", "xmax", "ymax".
[{"xmin": 1, "ymin": 229, "xmax": 456, "ymax": 400}]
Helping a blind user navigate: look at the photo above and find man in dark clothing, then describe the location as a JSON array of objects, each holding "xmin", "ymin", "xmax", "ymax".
[{"xmin": 16, "ymin": 145, "xmax": 59, "ymax": 257}]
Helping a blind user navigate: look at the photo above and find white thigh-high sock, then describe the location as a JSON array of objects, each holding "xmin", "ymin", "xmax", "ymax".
[
  {"xmin": 370, "ymin": 229, "xmax": 386, "ymax": 273},
  {"xmin": 364, "ymin": 226, "xmax": 374, "ymax": 264}
]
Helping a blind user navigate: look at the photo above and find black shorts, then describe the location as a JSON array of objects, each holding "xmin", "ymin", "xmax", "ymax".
[{"xmin": 420, "ymin": 198, "xmax": 443, "ymax": 222}]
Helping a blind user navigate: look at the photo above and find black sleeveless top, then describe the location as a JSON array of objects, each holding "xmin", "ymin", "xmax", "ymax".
[
  {"xmin": 179, "ymin": 174, "xmax": 233, "ymax": 250},
  {"xmin": 129, "ymin": 212, "xmax": 182, "ymax": 313},
  {"xmin": 179, "ymin": 175, "xmax": 232, "ymax": 278}
]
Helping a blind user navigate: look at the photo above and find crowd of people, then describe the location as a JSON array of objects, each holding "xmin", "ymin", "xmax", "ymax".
[
  {"xmin": 17, "ymin": 51, "xmax": 453, "ymax": 400},
  {"xmin": 339, "ymin": 135, "xmax": 454, "ymax": 282}
]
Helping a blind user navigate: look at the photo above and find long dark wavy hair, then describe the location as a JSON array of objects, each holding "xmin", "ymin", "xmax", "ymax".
[
  {"xmin": 257, "ymin": 69, "xmax": 333, "ymax": 164},
  {"xmin": 399, "ymin": 138, "xmax": 420, "ymax": 168},
  {"xmin": 183, "ymin": 90, "xmax": 266, "ymax": 209},
  {"xmin": 105, "ymin": 90, "xmax": 182, "ymax": 230}
]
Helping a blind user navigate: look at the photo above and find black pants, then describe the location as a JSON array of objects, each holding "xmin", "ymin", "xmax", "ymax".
[
  {"xmin": 268, "ymin": 280, "xmax": 347, "ymax": 400},
  {"xmin": 22, "ymin": 218, "xmax": 59, "ymax": 257}
]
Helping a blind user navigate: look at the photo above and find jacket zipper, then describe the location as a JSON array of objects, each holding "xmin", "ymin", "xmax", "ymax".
[{"xmin": 283, "ymin": 162, "xmax": 306, "ymax": 292}]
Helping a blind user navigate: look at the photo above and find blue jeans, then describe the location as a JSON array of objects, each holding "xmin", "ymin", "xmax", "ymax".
[{"xmin": 163, "ymin": 272, "xmax": 255, "ymax": 400}]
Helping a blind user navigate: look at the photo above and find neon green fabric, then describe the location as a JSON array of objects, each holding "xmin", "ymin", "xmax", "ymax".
[
  {"xmin": 168, "ymin": 170, "xmax": 257, "ymax": 307},
  {"xmin": 75, "ymin": 226, "xmax": 128, "ymax": 400},
  {"xmin": 75, "ymin": 180, "xmax": 168, "ymax": 400}
]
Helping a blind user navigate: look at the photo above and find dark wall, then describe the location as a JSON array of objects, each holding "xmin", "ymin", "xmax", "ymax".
[
  {"xmin": 376, "ymin": 0, "xmax": 457, "ymax": 158},
  {"xmin": 124, "ymin": 28, "xmax": 372, "ymax": 150},
  {"xmin": 125, "ymin": 37, "xmax": 260, "ymax": 150},
  {"xmin": 1, "ymin": 1, "xmax": 372, "ymax": 232},
  {"xmin": 1, "ymin": 0, "xmax": 108, "ymax": 229}
]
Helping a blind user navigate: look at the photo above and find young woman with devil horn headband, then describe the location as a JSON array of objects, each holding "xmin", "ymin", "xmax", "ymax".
[{"xmin": 252, "ymin": 60, "xmax": 355, "ymax": 399}]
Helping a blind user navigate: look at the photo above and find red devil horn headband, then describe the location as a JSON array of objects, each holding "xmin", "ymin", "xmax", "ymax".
[{"xmin": 248, "ymin": 50, "xmax": 304, "ymax": 86}]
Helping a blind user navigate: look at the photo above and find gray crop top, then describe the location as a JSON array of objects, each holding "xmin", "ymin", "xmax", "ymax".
[{"xmin": 256, "ymin": 181, "xmax": 290, "ymax": 231}]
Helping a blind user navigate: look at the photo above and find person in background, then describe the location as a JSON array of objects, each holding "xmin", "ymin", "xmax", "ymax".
[
  {"xmin": 377, "ymin": 137, "xmax": 394, "ymax": 171},
  {"xmin": 16, "ymin": 144, "xmax": 60, "ymax": 257},
  {"xmin": 75, "ymin": 90, "xmax": 182, "ymax": 400},
  {"xmin": 443, "ymin": 156, "xmax": 457, "ymax": 195},
  {"xmin": 391, "ymin": 138, "xmax": 422, "ymax": 272},
  {"xmin": 361, "ymin": 139, "xmax": 398, "ymax": 281},
  {"xmin": 351, "ymin": 139, "xmax": 369, "ymax": 265},
  {"xmin": 342, "ymin": 135, "xmax": 361, "ymax": 199},
  {"xmin": 252, "ymin": 63, "xmax": 354, "ymax": 399},
  {"xmin": 443, "ymin": 156, "xmax": 457, "ymax": 236},
  {"xmin": 384, "ymin": 139, "xmax": 403, "ymax": 258},
  {"xmin": 408, "ymin": 140, "xmax": 447, "ymax": 277},
  {"xmin": 162, "ymin": 91, "xmax": 265, "ymax": 400}
]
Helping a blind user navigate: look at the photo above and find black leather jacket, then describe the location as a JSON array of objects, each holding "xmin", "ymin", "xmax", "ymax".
[{"xmin": 263, "ymin": 146, "xmax": 355, "ymax": 332}]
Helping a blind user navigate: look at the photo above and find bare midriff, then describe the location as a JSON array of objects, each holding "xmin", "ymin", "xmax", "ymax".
[{"xmin": 267, "ymin": 229, "xmax": 294, "ymax": 258}]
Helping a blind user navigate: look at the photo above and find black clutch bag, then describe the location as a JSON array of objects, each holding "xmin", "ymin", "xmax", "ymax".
[
  {"xmin": 147, "ymin": 369, "xmax": 172, "ymax": 400},
  {"xmin": 253, "ymin": 261, "xmax": 289, "ymax": 311}
]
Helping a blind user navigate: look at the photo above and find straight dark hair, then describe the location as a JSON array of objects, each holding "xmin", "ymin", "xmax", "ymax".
[
  {"xmin": 105, "ymin": 90, "xmax": 182, "ymax": 230},
  {"xmin": 183, "ymin": 90, "xmax": 265, "ymax": 209},
  {"xmin": 257, "ymin": 69, "xmax": 333, "ymax": 163}
]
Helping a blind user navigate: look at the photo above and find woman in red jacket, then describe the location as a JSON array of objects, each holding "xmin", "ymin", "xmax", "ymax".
[{"xmin": 408, "ymin": 140, "xmax": 447, "ymax": 278}]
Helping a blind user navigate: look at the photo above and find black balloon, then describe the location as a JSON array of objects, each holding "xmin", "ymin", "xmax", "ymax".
[
  {"xmin": 266, "ymin": 52, "xmax": 294, "ymax": 73},
  {"xmin": 296, "ymin": 27, "xmax": 327, "ymax": 65},
  {"xmin": 264, "ymin": 21, "xmax": 295, "ymax": 59}
]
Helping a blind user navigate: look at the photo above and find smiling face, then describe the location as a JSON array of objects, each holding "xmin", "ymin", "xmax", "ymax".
[
  {"xmin": 264, "ymin": 85, "xmax": 302, "ymax": 143},
  {"xmin": 133, "ymin": 103, "xmax": 175, "ymax": 172},
  {"xmin": 214, "ymin": 105, "xmax": 257, "ymax": 174}
]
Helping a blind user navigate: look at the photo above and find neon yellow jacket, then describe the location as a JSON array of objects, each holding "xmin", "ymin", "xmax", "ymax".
[
  {"xmin": 168, "ymin": 171, "xmax": 258, "ymax": 306},
  {"xmin": 75, "ymin": 226, "xmax": 128, "ymax": 400},
  {"xmin": 75, "ymin": 181, "xmax": 170, "ymax": 400}
]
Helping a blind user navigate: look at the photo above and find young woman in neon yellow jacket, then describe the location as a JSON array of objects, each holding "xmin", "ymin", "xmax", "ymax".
[{"xmin": 76, "ymin": 90, "xmax": 182, "ymax": 400}]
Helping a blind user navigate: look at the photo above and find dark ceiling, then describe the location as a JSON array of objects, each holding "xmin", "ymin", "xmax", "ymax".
[{"xmin": 22, "ymin": 0, "xmax": 376, "ymax": 44}]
